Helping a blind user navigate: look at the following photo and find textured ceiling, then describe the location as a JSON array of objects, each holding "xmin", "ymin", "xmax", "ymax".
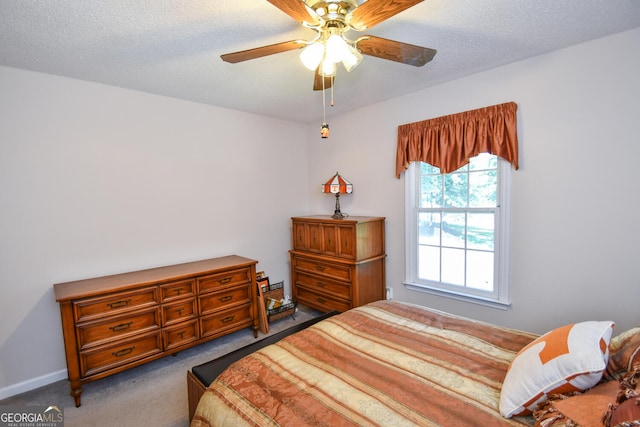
[{"xmin": 1, "ymin": 1, "xmax": 639, "ymax": 123}]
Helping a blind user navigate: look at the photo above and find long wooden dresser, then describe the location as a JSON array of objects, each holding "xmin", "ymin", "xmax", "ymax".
[
  {"xmin": 290, "ymin": 215, "xmax": 386, "ymax": 312},
  {"xmin": 54, "ymin": 255, "xmax": 258, "ymax": 407}
]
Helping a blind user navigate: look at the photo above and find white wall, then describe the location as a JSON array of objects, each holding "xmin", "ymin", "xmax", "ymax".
[
  {"xmin": 306, "ymin": 28, "xmax": 640, "ymax": 335},
  {"xmin": 0, "ymin": 67, "xmax": 309, "ymax": 396}
]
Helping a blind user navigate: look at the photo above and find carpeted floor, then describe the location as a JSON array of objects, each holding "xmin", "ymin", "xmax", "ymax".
[{"xmin": 0, "ymin": 305, "xmax": 321, "ymax": 427}]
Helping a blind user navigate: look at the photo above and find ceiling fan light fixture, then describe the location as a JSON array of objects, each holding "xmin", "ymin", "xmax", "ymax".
[
  {"xmin": 342, "ymin": 44, "xmax": 362, "ymax": 71},
  {"xmin": 321, "ymin": 58, "xmax": 337, "ymax": 76},
  {"xmin": 300, "ymin": 42, "xmax": 325, "ymax": 70},
  {"xmin": 325, "ymin": 34, "xmax": 348, "ymax": 63}
]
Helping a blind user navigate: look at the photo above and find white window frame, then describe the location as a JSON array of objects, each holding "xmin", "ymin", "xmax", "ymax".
[{"xmin": 404, "ymin": 158, "xmax": 512, "ymax": 309}]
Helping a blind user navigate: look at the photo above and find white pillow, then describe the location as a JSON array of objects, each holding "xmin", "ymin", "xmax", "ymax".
[{"xmin": 499, "ymin": 320, "xmax": 614, "ymax": 418}]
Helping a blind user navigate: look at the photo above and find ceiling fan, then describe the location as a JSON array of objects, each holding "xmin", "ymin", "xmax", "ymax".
[{"xmin": 220, "ymin": 0, "xmax": 437, "ymax": 91}]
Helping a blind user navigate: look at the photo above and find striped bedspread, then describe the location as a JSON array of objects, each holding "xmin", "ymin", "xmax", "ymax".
[{"xmin": 191, "ymin": 300, "xmax": 538, "ymax": 427}]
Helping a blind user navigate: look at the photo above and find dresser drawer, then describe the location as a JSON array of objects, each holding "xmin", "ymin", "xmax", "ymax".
[
  {"xmin": 198, "ymin": 267, "xmax": 251, "ymax": 294},
  {"xmin": 76, "ymin": 307, "xmax": 160, "ymax": 350},
  {"xmin": 295, "ymin": 287, "xmax": 352, "ymax": 313},
  {"xmin": 200, "ymin": 304, "xmax": 252, "ymax": 338},
  {"xmin": 294, "ymin": 272, "xmax": 350, "ymax": 299},
  {"xmin": 293, "ymin": 257, "xmax": 352, "ymax": 282},
  {"xmin": 198, "ymin": 284, "xmax": 251, "ymax": 316},
  {"xmin": 73, "ymin": 287, "xmax": 159, "ymax": 323},
  {"xmin": 162, "ymin": 297, "xmax": 197, "ymax": 326},
  {"xmin": 80, "ymin": 331, "xmax": 162, "ymax": 377},
  {"xmin": 163, "ymin": 319, "xmax": 199, "ymax": 351},
  {"xmin": 159, "ymin": 279, "xmax": 195, "ymax": 303}
]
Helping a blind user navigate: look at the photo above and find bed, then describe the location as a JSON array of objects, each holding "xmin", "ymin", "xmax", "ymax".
[
  {"xmin": 191, "ymin": 299, "xmax": 640, "ymax": 426},
  {"xmin": 191, "ymin": 300, "xmax": 541, "ymax": 426}
]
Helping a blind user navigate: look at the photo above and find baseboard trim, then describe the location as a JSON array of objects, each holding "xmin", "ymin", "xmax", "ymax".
[{"xmin": 0, "ymin": 369, "xmax": 68, "ymax": 400}]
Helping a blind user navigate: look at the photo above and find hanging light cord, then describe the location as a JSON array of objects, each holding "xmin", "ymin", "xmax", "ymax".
[
  {"xmin": 322, "ymin": 71, "xmax": 327, "ymax": 123},
  {"xmin": 331, "ymin": 76, "xmax": 334, "ymax": 107},
  {"xmin": 321, "ymin": 73, "xmax": 336, "ymax": 124}
]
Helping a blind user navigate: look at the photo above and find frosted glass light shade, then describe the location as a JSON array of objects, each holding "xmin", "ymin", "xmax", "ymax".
[
  {"xmin": 300, "ymin": 43, "xmax": 324, "ymax": 70},
  {"xmin": 325, "ymin": 34, "xmax": 348, "ymax": 63},
  {"xmin": 342, "ymin": 45, "xmax": 363, "ymax": 71},
  {"xmin": 321, "ymin": 58, "xmax": 336, "ymax": 76}
]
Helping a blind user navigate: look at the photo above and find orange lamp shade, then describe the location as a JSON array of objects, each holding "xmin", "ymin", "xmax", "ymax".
[{"xmin": 322, "ymin": 172, "xmax": 352, "ymax": 194}]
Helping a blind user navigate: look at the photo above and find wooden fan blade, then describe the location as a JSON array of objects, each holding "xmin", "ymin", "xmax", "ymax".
[
  {"xmin": 221, "ymin": 40, "xmax": 306, "ymax": 63},
  {"xmin": 348, "ymin": 0, "xmax": 423, "ymax": 30},
  {"xmin": 356, "ymin": 35, "xmax": 436, "ymax": 67},
  {"xmin": 267, "ymin": 0, "xmax": 321, "ymax": 26},
  {"xmin": 313, "ymin": 68, "xmax": 333, "ymax": 91}
]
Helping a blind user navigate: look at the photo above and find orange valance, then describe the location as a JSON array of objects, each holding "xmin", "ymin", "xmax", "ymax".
[{"xmin": 396, "ymin": 102, "xmax": 519, "ymax": 178}]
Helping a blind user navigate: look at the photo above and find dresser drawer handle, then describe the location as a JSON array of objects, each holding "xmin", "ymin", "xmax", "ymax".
[
  {"xmin": 221, "ymin": 315, "xmax": 235, "ymax": 323},
  {"xmin": 315, "ymin": 265, "xmax": 325, "ymax": 271},
  {"xmin": 317, "ymin": 297, "xmax": 326, "ymax": 304},
  {"xmin": 177, "ymin": 331, "xmax": 185, "ymax": 339},
  {"xmin": 175, "ymin": 308, "xmax": 184, "ymax": 316},
  {"xmin": 316, "ymin": 281, "xmax": 326, "ymax": 287},
  {"xmin": 108, "ymin": 299, "xmax": 131, "ymax": 309},
  {"xmin": 109, "ymin": 322, "xmax": 132, "ymax": 332},
  {"xmin": 173, "ymin": 287, "xmax": 185, "ymax": 295},
  {"xmin": 219, "ymin": 295, "xmax": 233, "ymax": 303},
  {"xmin": 219, "ymin": 277, "xmax": 232, "ymax": 285},
  {"xmin": 112, "ymin": 347, "xmax": 135, "ymax": 357}
]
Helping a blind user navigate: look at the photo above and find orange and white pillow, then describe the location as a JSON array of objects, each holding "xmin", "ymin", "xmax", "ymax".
[{"xmin": 499, "ymin": 320, "xmax": 614, "ymax": 418}]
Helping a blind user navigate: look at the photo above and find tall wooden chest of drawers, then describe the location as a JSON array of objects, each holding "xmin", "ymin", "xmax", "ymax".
[
  {"xmin": 290, "ymin": 216, "xmax": 386, "ymax": 312},
  {"xmin": 54, "ymin": 255, "xmax": 257, "ymax": 407}
]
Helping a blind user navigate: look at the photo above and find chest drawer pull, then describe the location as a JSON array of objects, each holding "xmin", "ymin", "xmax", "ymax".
[
  {"xmin": 219, "ymin": 277, "xmax": 232, "ymax": 285},
  {"xmin": 108, "ymin": 299, "xmax": 131, "ymax": 309},
  {"xmin": 218, "ymin": 295, "xmax": 233, "ymax": 302},
  {"xmin": 316, "ymin": 281, "xmax": 326, "ymax": 287},
  {"xmin": 221, "ymin": 315, "xmax": 235, "ymax": 323},
  {"xmin": 109, "ymin": 322, "xmax": 132, "ymax": 332},
  {"xmin": 317, "ymin": 297, "xmax": 326, "ymax": 304},
  {"xmin": 112, "ymin": 346, "xmax": 135, "ymax": 357},
  {"xmin": 175, "ymin": 308, "xmax": 184, "ymax": 316},
  {"xmin": 173, "ymin": 287, "xmax": 184, "ymax": 295},
  {"xmin": 315, "ymin": 265, "xmax": 325, "ymax": 271}
]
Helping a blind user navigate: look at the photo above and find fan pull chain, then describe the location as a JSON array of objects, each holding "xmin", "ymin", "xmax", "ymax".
[
  {"xmin": 331, "ymin": 76, "xmax": 334, "ymax": 107},
  {"xmin": 321, "ymin": 71, "xmax": 329, "ymax": 138},
  {"xmin": 322, "ymin": 72, "xmax": 326, "ymax": 122}
]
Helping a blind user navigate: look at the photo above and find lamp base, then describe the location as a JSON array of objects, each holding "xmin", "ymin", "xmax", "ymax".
[{"xmin": 331, "ymin": 193, "xmax": 346, "ymax": 219}]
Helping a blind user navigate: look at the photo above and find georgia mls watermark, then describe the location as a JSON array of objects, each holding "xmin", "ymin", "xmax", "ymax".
[{"xmin": 0, "ymin": 405, "xmax": 64, "ymax": 427}]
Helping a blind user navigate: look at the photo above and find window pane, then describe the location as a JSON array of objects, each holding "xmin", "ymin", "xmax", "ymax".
[
  {"xmin": 418, "ymin": 212, "xmax": 441, "ymax": 245},
  {"xmin": 420, "ymin": 174, "xmax": 442, "ymax": 208},
  {"xmin": 469, "ymin": 170, "xmax": 497, "ymax": 207},
  {"xmin": 421, "ymin": 162, "xmax": 440, "ymax": 175},
  {"xmin": 444, "ymin": 172, "xmax": 468, "ymax": 208},
  {"xmin": 467, "ymin": 213, "xmax": 494, "ymax": 250},
  {"xmin": 469, "ymin": 152, "xmax": 497, "ymax": 170},
  {"xmin": 441, "ymin": 247, "xmax": 465, "ymax": 285},
  {"xmin": 467, "ymin": 250, "xmax": 494, "ymax": 290},
  {"xmin": 442, "ymin": 212, "xmax": 465, "ymax": 248},
  {"xmin": 418, "ymin": 245, "xmax": 440, "ymax": 281}
]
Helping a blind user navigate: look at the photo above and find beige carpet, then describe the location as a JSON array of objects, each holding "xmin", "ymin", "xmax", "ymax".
[{"xmin": 0, "ymin": 305, "xmax": 321, "ymax": 427}]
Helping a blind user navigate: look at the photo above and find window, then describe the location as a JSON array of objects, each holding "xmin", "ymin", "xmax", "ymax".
[{"xmin": 405, "ymin": 153, "xmax": 511, "ymax": 308}]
